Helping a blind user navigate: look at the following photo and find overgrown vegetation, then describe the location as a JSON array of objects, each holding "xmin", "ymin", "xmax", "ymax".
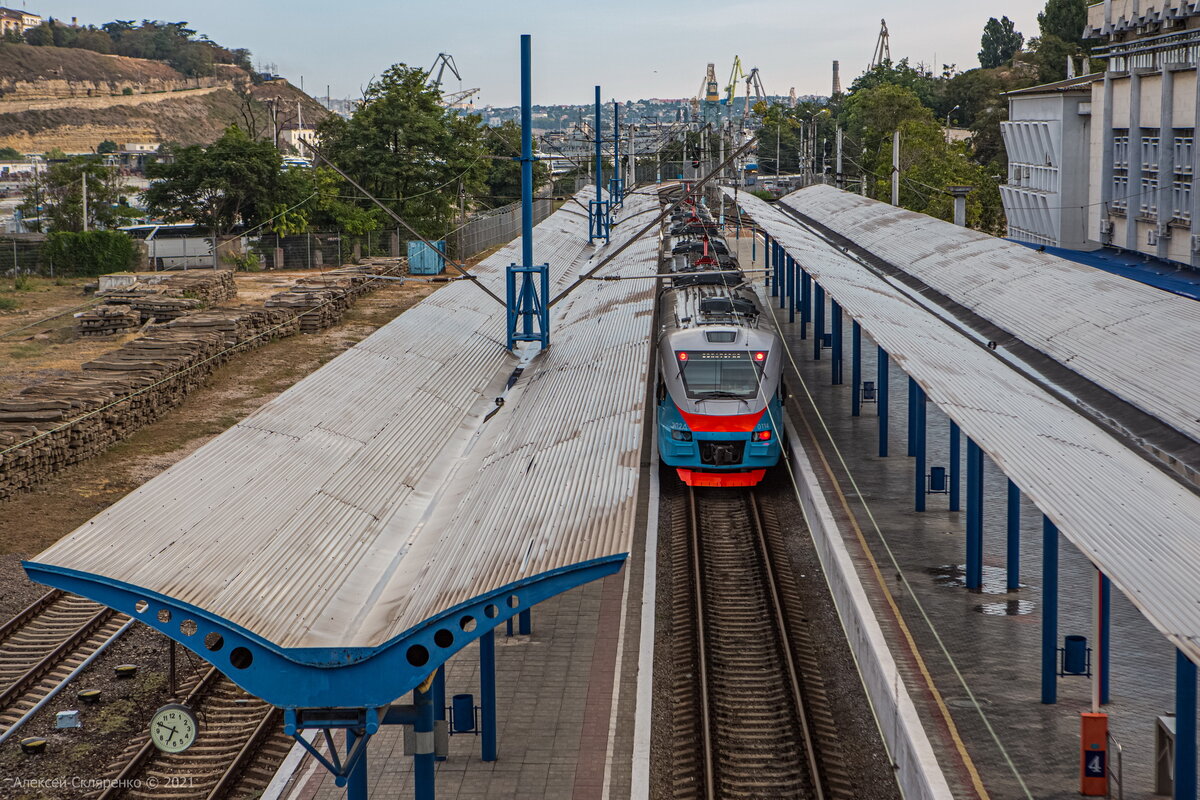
[
  {"xmin": 41, "ymin": 230, "xmax": 138, "ymax": 276},
  {"xmin": 19, "ymin": 159, "xmax": 139, "ymax": 233},
  {"xmin": 752, "ymin": 0, "xmax": 1092, "ymax": 233},
  {"xmin": 19, "ymin": 19, "xmax": 251, "ymax": 78}
]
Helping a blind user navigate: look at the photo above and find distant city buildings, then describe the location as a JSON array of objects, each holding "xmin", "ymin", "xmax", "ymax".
[{"xmin": 1001, "ymin": 0, "xmax": 1200, "ymax": 268}]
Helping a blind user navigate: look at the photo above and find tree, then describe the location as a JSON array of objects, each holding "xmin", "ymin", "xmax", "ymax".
[
  {"xmin": 97, "ymin": 140, "xmax": 118, "ymax": 155},
  {"xmin": 143, "ymin": 126, "xmax": 289, "ymax": 239},
  {"xmin": 18, "ymin": 158, "xmax": 134, "ymax": 232},
  {"xmin": 1038, "ymin": 0, "xmax": 1088, "ymax": 46},
  {"xmin": 483, "ymin": 120, "xmax": 549, "ymax": 202},
  {"xmin": 979, "ymin": 17, "xmax": 1024, "ymax": 69},
  {"xmin": 317, "ymin": 65, "xmax": 489, "ymax": 239}
]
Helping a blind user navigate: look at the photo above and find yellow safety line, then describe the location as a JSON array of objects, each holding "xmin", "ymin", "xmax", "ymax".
[{"xmin": 791, "ymin": 403, "xmax": 991, "ymax": 800}]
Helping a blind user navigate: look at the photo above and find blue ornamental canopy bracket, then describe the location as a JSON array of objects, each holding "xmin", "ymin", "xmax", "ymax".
[{"xmin": 22, "ymin": 555, "xmax": 626, "ymax": 710}]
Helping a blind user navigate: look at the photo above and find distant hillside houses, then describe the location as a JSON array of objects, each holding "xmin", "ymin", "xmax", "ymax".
[{"xmin": 0, "ymin": 7, "xmax": 41, "ymax": 35}]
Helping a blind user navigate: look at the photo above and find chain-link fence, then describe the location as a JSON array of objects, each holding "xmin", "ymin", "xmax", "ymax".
[
  {"xmin": 0, "ymin": 235, "xmax": 51, "ymax": 277},
  {"xmin": 450, "ymin": 196, "xmax": 554, "ymax": 261}
]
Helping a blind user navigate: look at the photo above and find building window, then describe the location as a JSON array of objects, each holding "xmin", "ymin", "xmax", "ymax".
[
  {"xmin": 1141, "ymin": 131, "xmax": 1161, "ymax": 172},
  {"xmin": 1175, "ymin": 131, "xmax": 1194, "ymax": 176},
  {"xmin": 1113, "ymin": 131, "xmax": 1130, "ymax": 169},
  {"xmin": 1140, "ymin": 177, "xmax": 1159, "ymax": 217},
  {"xmin": 1112, "ymin": 175, "xmax": 1129, "ymax": 213},
  {"xmin": 1173, "ymin": 180, "xmax": 1192, "ymax": 222}
]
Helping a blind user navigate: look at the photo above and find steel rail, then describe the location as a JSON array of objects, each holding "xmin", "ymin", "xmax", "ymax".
[
  {"xmin": 686, "ymin": 485, "xmax": 717, "ymax": 800},
  {"xmin": 0, "ymin": 605, "xmax": 117, "ymax": 710}
]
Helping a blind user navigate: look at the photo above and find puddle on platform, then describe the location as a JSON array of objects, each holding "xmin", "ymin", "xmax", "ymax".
[
  {"xmin": 927, "ymin": 564, "xmax": 1026, "ymax": 595},
  {"xmin": 974, "ymin": 599, "xmax": 1036, "ymax": 616}
]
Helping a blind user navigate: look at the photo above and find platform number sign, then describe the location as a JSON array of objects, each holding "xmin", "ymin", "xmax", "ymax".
[
  {"xmin": 149, "ymin": 703, "xmax": 198, "ymax": 753},
  {"xmin": 1084, "ymin": 750, "xmax": 1106, "ymax": 778}
]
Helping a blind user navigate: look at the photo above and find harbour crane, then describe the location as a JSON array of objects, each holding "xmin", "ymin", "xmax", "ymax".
[
  {"xmin": 741, "ymin": 67, "xmax": 767, "ymax": 128},
  {"xmin": 870, "ymin": 20, "xmax": 891, "ymax": 69},
  {"xmin": 426, "ymin": 52, "xmax": 479, "ymax": 109},
  {"xmin": 724, "ymin": 56, "xmax": 745, "ymax": 107}
]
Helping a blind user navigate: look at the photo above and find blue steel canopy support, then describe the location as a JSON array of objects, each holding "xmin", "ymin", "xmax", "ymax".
[
  {"xmin": 22, "ymin": 556, "xmax": 625, "ymax": 710},
  {"xmin": 913, "ymin": 380, "xmax": 926, "ymax": 512},
  {"xmin": 433, "ymin": 666, "xmax": 446, "ymax": 761},
  {"xmin": 1179, "ymin": 651, "xmax": 1197, "ymax": 800},
  {"xmin": 877, "ymin": 346, "xmax": 889, "ymax": 457},
  {"xmin": 588, "ymin": 85, "xmax": 610, "ymax": 244},
  {"xmin": 1007, "ymin": 480, "xmax": 1021, "ymax": 591},
  {"xmin": 966, "ymin": 438, "xmax": 984, "ymax": 590},
  {"xmin": 609, "ymin": 102, "xmax": 624, "ymax": 206},
  {"xmin": 347, "ymin": 729, "xmax": 368, "ymax": 799},
  {"xmin": 851, "ymin": 321, "xmax": 861, "ymax": 416},
  {"xmin": 813, "ymin": 283, "xmax": 825, "ymax": 360},
  {"xmin": 414, "ymin": 677, "xmax": 435, "ymax": 799},
  {"xmin": 480, "ymin": 628, "xmax": 497, "ymax": 762},
  {"xmin": 907, "ymin": 379, "xmax": 917, "ymax": 457},
  {"xmin": 506, "ymin": 34, "xmax": 549, "ymax": 350},
  {"xmin": 764, "ymin": 233, "xmax": 772, "ymax": 293},
  {"xmin": 1042, "ymin": 516, "xmax": 1059, "ymax": 704},
  {"xmin": 800, "ymin": 270, "xmax": 811, "ymax": 340},
  {"xmin": 949, "ymin": 421, "xmax": 960, "ymax": 512},
  {"xmin": 831, "ymin": 301, "xmax": 843, "ymax": 385},
  {"xmin": 787, "ymin": 254, "xmax": 795, "ymax": 323},
  {"xmin": 1099, "ymin": 571, "xmax": 1111, "ymax": 705},
  {"xmin": 777, "ymin": 244, "xmax": 785, "ymax": 309}
]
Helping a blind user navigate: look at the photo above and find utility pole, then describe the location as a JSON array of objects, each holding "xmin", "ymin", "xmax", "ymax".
[
  {"xmin": 628, "ymin": 124, "xmax": 635, "ymax": 187},
  {"xmin": 891, "ymin": 129, "xmax": 900, "ymax": 206},
  {"xmin": 80, "ymin": 171, "xmax": 87, "ymax": 232}
]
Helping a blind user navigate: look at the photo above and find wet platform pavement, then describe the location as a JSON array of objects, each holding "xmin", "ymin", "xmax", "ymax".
[{"xmin": 731, "ymin": 232, "xmax": 1197, "ymax": 800}]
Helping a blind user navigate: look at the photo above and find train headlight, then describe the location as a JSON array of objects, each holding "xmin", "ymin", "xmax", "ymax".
[
  {"xmin": 753, "ymin": 351, "xmax": 767, "ymax": 362},
  {"xmin": 753, "ymin": 430, "xmax": 772, "ymax": 442},
  {"xmin": 671, "ymin": 429, "xmax": 693, "ymax": 441}
]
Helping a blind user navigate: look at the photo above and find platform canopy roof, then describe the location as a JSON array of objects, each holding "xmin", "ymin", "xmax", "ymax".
[
  {"xmin": 731, "ymin": 188, "xmax": 1200, "ymax": 666},
  {"xmin": 25, "ymin": 188, "xmax": 660, "ymax": 707},
  {"xmin": 783, "ymin": 185, "xmax": 1200, "ymax": 456}
]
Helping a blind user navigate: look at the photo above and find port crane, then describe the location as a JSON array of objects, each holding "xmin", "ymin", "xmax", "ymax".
[
  {"xmin": 724, "ymin": 56, "xmax": 745, "ymax": 108},
  {"xmin": 426, "ymin": 52, "xmax": 480, "ymax": 109}
]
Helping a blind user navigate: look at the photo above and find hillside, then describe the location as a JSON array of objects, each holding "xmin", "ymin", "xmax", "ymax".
[{"xmin": 0, "ymin": 44, "xmax": 328, "ymax": 153}]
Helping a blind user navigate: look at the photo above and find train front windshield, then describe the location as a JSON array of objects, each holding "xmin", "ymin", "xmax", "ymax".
[{"xmin": 677, "ymin": 351, "xmax": 764, "ymax": 399}]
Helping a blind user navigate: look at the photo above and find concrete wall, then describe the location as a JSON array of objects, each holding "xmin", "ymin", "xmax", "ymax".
[{"xmin": 784, "ymin": 419, "xmax": 953, "ymax": 800}]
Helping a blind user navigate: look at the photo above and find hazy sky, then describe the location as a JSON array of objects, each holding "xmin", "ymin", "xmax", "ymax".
[{"xmin": 29, "ymin": 1, "xmax": 1051, "ymax": 105}]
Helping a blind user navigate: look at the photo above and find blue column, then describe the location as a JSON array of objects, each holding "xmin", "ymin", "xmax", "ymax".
[
  {"xmin": 752, "ymin": 231, "xmax": 757, "ymax": 265},
  {"xmin": 764, "ymin": 233, "xmax": 771, "ymax": 291},
  {"xmin": 907, "ymin": 379, "xmax": 917, "ymax": 457},
  {"xmin": 520, "ymin": 35, "xmax": 534, "ymax": 270},
  {"xmin": 966, "ymin": 438, "xmax": 983, "ymax": 590},
  {"xmin": 949, "ymin": 421, "xmax": 960, "ymax": 512},
  {"xmin": 433, "ymin": 666, "xmax": 446, "ymax": 762},
  {"xmin": 787, "ymin": 255, "xmax": 795, "ymax": 323},
  {"xmin": 480, "ymin": 628, "xmax": 497, "ymax": 761},
  {"xmin": 611, "ymin": 101, "xmax": 621, "ymax": 205},
  {"xmin": 1007, "ymin": 480, "xmax": 1021, "ymax": 591},
  {"xmin": 346, "ymin": 729, "xmax": 368, "ymax": 800},
  {"xmin": 1042, "ymin": 516, "xmax": 1059, "ymax": 704},
  {"xmin": 799, "ymin": 270, "xmax": 811, "ymax": 340},
  {"xmin": 519, "ymin": 608, "xmax": 531, "ymax": 635},
  {"xmin": 851, "ymin": 321, "xmax": 862, "ymax": 416},
  {"xmin": 831, "ymin": 301, "xmax": 843, "ymax": 385},
  {"xmin": 413, "ymin": 679, "xmax": 435, "ymax": 800},
  {"xmin": 1100, "ymin": 572, "xmax": 1111, "ymax": 705},
  {"xmin": 1178, "ymin": 650, "xmax": 1197, "ymax": 800},
  {"xmin": 877, "ymin": 346, "xmax": 889, "ymax": 457},
  {"xmin": 813, "ymin": 283, "xmax": 825, "ymax": 360},
  {"xmin": 914, "ymin": 381, "xmax": 926, "ymax": 512},
  {"xmin": 777, "ymin": 245, "xmax": 785, "ymax": 310}
]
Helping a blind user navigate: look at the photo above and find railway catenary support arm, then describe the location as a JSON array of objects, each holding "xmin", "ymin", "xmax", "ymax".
[
  {"xmin": 549, "ymin": 134, "xmax": 760, "ymax": 307},
  {"xmin": 296, "ymin": 137, "xmax": 505, "ymax": 308}
]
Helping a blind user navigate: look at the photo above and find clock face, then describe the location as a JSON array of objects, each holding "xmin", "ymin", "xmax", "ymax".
[{"xmin": 149, "ymin": 704, "xmax": 198, "ymax": 753}]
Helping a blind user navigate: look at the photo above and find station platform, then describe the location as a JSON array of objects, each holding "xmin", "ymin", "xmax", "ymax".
[
  {"xmin": 272, "ymin": 567, "xmax": 645, "ymax": 800},
  {"xmin": 733, "ymin": 231, "xmax": 1195, "ymax": 800}
]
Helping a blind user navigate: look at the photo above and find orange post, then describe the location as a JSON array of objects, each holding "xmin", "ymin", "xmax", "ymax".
[{"xmin": 1080, "ymin": 712, "xmax": 1108, "ymax": 795}]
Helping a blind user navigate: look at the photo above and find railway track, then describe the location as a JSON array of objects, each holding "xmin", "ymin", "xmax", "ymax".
[
  {"xmin": 664, "ymin": 481, "xmax": 851, "ymax": 800},
  {"xmin": 95, "ymin": 665, "xmax": 291, "ymax": 799},
  {"xmin": 0, "ymin": 589, "xmax": 125, "ymax": 738}
]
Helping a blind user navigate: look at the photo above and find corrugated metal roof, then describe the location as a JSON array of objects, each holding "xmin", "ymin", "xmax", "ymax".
[
  {"xmin": 782, "ymin": 186, "xmax": 1200, "ymax": 451},
  {"xmin": 28, "ymin": 187, "xmax": 660, "ymax": 650},
  {"xmin": 731, "ymin": 190, "xmax": 1200, "ymax": 665}
]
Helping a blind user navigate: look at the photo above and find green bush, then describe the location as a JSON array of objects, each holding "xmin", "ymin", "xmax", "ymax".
[
  {"xmin": 42, "ymin": 231, "xmax": 138, "ymax": 277},
  {"xmin": 13, "ymin": 274, "xmax": 32, "ymax": 290},
  {"xmin": 0, "ymin": 296, "xmax": 18, "ymax": 311}
]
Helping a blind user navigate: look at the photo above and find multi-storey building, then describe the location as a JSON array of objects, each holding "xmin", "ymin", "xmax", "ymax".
[
  {"xmin": 1001, "ymin": 75, "xmax": 1098, "ymax": 248},
  {"xmin": 1002, "ymin": 0, "xmax": 1200, "ymax": 267},
  {"xmin": 1086, "ymin": 0, "xmax": 1200, "ymax": 265},
  {"xmin": 0, "ymin": 7, "xmax": 41, "ymax": 35}
]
